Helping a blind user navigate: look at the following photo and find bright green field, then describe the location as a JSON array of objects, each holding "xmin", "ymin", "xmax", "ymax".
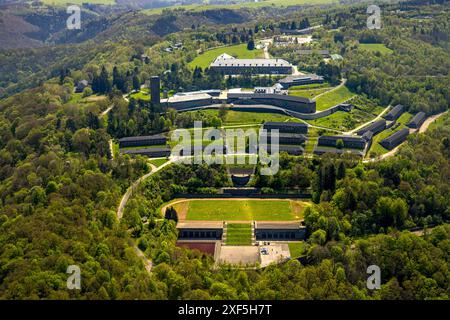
[
  {"xmin": 188, "ymin": 44, "xmax": 264, "ymax": 70},
  {"xmin": 288, "ymin": 242, "xmax": 306, "ymax": 258},
  {"xmin": 226, "ymin": 223, "xmax": 252, "ymax": 245},
  {"xmin": 178, "ymin": 199, "xmax": 308, "ymax": 221},
  {"xmin": 315, "ymin": 85, "xmax": 355, "ymax": 111},
  {"xmin": 128, "ymin": 90, "xmax": 150, "ymax": 101},
  {"xmin": 144, "ymin": 0, "xmax": 338, "ymax": 15},
  {"xmin": 149, "ymin": 158, "xmax": 170, "ymax": 167},
  {"xmin": 359, "ymin": 44, "xmax": 393, "ymax": 54}
]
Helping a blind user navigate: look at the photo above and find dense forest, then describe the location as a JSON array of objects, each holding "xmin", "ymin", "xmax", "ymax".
[{"xmin": 0, "ymin": 0, "xmax": 449, "ymax": 299}]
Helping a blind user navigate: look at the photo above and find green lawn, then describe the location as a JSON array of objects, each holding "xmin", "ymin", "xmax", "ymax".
[
  {"xmin": 315, "ymin": 85, "xmax": 355, "ymax": 111},
  {"xmin": 188, "ymin": 43, "xmax": 264, "ymax": 70},
  {"xmin": 288, "ymin": 242, "xmax": 306, "ymax": 259},
  {"xmin": 120, "ymin": 144, "xmax": 168, "ymax": 151},
  {"xmin": 226, "ymin": 223, "xmax": 252, "ymax": 245},
  {"xmin": 289, "ymin": 87, "xmax": 331, "ymax": 99},
  {"xmin": 183, "ymin": 109, "xmax": 291, "ymax": 125},
  {"xmin": 308, "ymin": 108, "xmax": 376, "ymax": 131},
  {"xmin": 181, "ymin": 199, "xmax": 308, "ymax": 221},
  {"xmin": 149, "ymin": 158, "xmax": 170, "ymax": 167},
  {"xmin": 128, "ymin": 90, "xmax": 150, "ymax": 101},
  {"xmin": 428, "ymin": 112, "xmax": 449, "ymax": 131},
  {"xmin": 359, "ymin": 43, "xmax": 393, "ymax": 54}
]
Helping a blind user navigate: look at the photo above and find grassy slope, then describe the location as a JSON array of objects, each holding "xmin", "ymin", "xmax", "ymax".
[
  {"xmin": 226, "ymin": 223, "xmax": 252, "ymax": 245},
  {"xmin": 288, "ymin": 242, "xmax": 306, "ymax": 258},
  {"xmin": 188, "ymin": 43, "xmax": 264, "ymax": 70},
  {"xmin": 183, "ymin": 109, "xmax": 292, "ymax": 125},
  {"xmin": 315, "ymin": 85, "xmax": 355, "ymax": 111},
  {"xmin": 183, "ymin": 199, "xmax": 307, "ymax": 221}
]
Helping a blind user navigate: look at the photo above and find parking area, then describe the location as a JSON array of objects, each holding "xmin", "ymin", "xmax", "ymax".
[
  {"xmin": 217, "ymin": 246, "xmax": 259, "ymax": 266},
  {"xmin": 259, "ymin": 243, "xmax": 291, "ymax": 267}
]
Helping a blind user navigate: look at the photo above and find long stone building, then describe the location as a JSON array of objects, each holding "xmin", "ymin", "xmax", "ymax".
[
  {"xmin": 263, "ymin": 121, "xmax": 309, "ymax": 134},
  {"xmin": 118, "ymin": 134, "xmax": 167, "ymax": 148},
  {"xmin": 209, "ymin": 54, "xmax": 293, "ymax": 75},
  {"xmin": 380, "ymin": 128, "xmax": 410, "ymax": 150}
]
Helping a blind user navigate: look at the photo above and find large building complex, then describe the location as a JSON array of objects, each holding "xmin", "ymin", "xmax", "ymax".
[{"xmin": 209, "ymin": 54, "xmax": 293, "ymax": 75}]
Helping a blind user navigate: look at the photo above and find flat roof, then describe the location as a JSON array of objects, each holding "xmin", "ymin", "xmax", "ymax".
[
  {"xmin": 255, "ymin": 221, "xmax": 302, "ymax": 230},
  {"xmin": 163, "ymin": 93, "xmax": 212, "ymax": 103},
  {"xmin": 260, "ymin": 132, "xmax": 307, "ymax": 139},
  {"xmin": 118, "ymin": 134, "xmax": 166, "ymax": 142},
  {"xmin": 318, "ymin": 135, "xmax": 365, "ymax": 142},
  {"xmin": 121, "ymin": 147, "xmax": 170, "ymax": 154},
  {"xmin": 177, "ymin": 221, "xmax": 224, "ymax": 229},
  {"xmin": 211, "ymin": 57, "xmax": 292, "ymax": 68},
  {"xmin": 264, "ymin": 121, "xmax": 308, "ymax": 127},
  {"xmin": 278, "ymin": 74, "xmax": 324, "ymax": 83}
]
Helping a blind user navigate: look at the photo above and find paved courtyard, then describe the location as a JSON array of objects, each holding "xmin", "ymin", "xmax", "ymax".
[
  {"xmin": 216, "ymin": 243, "xmax": 291, "ymax": 267},
  {"xmin": 217, "ymin": 246, "xmax": 259, "ymax": 266}
]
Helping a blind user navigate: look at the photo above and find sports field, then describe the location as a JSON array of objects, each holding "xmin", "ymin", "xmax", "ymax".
[
  {"xmin": 188, "ymin": 44, "xmax": 264, "ymax": 70},
  {"xmin": 168, "ymin": 199, "xmax": 309, "ymax": 221}
]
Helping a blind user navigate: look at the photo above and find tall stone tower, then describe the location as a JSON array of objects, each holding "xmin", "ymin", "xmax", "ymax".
[{"xmin": 150, "ymin": 76, "xmax": 160, "ymax": 104}]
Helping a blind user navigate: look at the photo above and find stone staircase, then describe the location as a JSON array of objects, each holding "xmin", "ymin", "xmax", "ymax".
[{"xmin": 251, "ymin": 221, "xmax": 256, "ymax": 246}]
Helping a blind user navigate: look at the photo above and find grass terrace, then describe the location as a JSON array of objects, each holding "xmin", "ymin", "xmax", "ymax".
[
  {"xmin": 288, "ymin": 83, "xmax": 332, "ymax": 99},
  {"xmin": 307, "ymin": 108, "xmax": 376, "ymax": 131},
  {"xmin": 226, "ymin": 223, "xmax": 252, "ymax": 246},
  {"xmin": 314, "ymin": 85, "xmax": 355, "ymax": 111},
  {"xmin": 288, "ymin": 242, "xmax": 306, "ymax": 259}
]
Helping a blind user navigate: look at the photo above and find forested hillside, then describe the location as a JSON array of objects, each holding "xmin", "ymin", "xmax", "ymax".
[{"xmin": 0, "ymin": 0, "xmax": 449, "ymax": 300}]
